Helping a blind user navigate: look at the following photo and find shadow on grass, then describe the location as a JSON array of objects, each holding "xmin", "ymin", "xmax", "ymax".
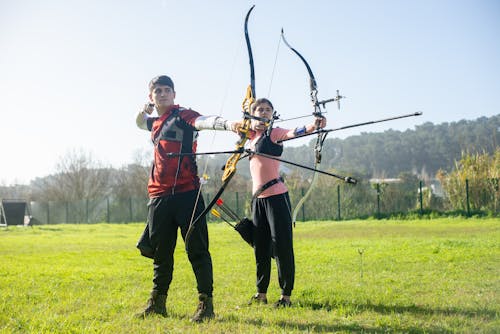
[
  {"xmin": 134, "ymin": 306, "xmax": 488, "ymax": 333},
  {"xmin": 36, "ymin": 226, "xmax": 64, "ymax": 231},
  {"xmin": 220, "ymin": 313, "xmax": 445, "ymax": 334},
  {"xmin": 302, "ymin": 299, "xmax": 496, "ymax": 320}
]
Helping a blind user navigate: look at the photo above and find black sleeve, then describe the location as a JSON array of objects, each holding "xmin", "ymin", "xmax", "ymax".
[{"xmin": 146, "ymin": 117, "xmax": 155, "ymax": 131}]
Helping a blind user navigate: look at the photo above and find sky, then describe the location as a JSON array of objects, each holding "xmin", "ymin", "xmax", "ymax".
[{"xmin": 1, "ymin": 0, "xmax": 499, "ymax": 185}]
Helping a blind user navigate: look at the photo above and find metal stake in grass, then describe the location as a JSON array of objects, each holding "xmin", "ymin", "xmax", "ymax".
[{"xmin": 358, "ymin": 248, "xmax": 365, "ymax": 280}]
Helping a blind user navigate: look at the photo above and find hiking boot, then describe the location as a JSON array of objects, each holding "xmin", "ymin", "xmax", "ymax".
[
  {"xmin": 136, "ymin": 291, "xmax": 167, "ymax": 318},
  {"xmin": 248, "ymin": 293, "xmax": 268, "ymax": 305},
  {"xmin": 190, "ymin": 293, "xmax": 214, "ymax": 322},
  {"xmin": 273, "ymin": 298, "xmax": 292, "ymax": 308}
]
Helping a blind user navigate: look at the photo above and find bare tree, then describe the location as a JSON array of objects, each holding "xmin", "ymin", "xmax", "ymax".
[
  {"xmin": 110, "ymin": 148, "xmax": 151, "ymax": 199},
  {"xmin": 112, "ymin": 164, "xmax": 149, "ymax": 199},
  {"xmin": 31, "ymin": 149, "xmax": 112, "ymax": 201}
]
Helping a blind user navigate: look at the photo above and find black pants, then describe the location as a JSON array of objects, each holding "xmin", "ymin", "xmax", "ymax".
[
  {"xmin": 253, "ymin": 192, "xmax": 295, "ymax": 296},
  {"xmin": 144, "ymin": 190, "xmax": 213, "ymax": 296}
]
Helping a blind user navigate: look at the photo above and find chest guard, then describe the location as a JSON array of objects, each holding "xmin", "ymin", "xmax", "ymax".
[
  {"xmin": 153, "ymin": 108, "xmax": 199, "ymax": 153},
  {"xmin": 254, "ymin": 129, "xmax": 283, "ymax": 157}
]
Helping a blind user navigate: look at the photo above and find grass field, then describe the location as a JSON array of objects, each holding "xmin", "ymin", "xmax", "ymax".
[{"xmin": 0, "ymin": 218, "xmax": 498, "ymax": 333}]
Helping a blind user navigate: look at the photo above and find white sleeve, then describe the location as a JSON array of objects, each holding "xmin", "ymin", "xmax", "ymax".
[
  {"xmin": 136, "ymin": 111, "xmax": 149, "ymax": 130},
  {"xmin": 194, "ymin": 115, "xmax": 233, "ymax": 131}
]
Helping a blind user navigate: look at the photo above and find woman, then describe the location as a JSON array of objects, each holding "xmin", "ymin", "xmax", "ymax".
[{"xmin": 246, "ymin": 98, "xmax": 326, "ymax": 307}]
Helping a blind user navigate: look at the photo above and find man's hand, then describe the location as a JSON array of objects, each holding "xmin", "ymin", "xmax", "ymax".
[
  {"xmin": 143, "ymin": 103, "xmax": 155, "ymax": 115},
  {"xmin": 228, "ymin": 120, "xmax": 243, "ymax": 133},
  {"xmin": 227, "ymin": 120, "xmax": 255, "ymax": 138}
]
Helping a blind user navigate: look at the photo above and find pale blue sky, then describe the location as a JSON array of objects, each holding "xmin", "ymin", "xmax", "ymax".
[{"xmin": 1, "ymin": 0, "xmax": 499, "ymax": 185}]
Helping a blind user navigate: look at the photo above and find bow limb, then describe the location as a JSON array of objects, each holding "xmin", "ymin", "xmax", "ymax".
[
  {"xmin": 281, "ymin": 29, "xmax": 319, "ymax": 112},
  {"xmin": 281, "ymin": 29, "xmax": 325, "ymax": 224},
  {"xmin": 221, "ymin": 4, "xmax": 255, "ymax": 186},
  {"xmin": 185, "ymin": 5, "xmax": 256, "ymax": 249},
  {"xmin": 222, "ymin": 4, "xmax": 255, "ymax": 188}
]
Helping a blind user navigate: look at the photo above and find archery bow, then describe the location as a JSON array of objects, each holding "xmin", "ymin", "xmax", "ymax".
[
  {"xmin": 185, "ymin": 5, "xmax": 256, "ymax": 249},
  {"xmin": 281, "ymin": 29, "xmax": 344, "ymax": 224}
]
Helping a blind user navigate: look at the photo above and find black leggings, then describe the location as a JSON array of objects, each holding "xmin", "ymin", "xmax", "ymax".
[
  {"xmin": 146, "ymin": 190, "xmax": 213, "ymax": 296},
  {"xmin": 253, "ymin": 192, "xmax": 295, "ymax": 296}
]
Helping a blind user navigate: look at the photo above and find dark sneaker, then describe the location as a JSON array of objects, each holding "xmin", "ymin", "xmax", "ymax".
[
  {"xmin": 136, "ymin": 291, "xmax": 167, "ymax": 318},
  {"xmin": 273, "ymin": 298, "xmax": 292, "ymax": 308},
  {"xmin": 248, "ymin": 293, "xmax": 268, "ymax": 305},
  {"xmin": 191, "ymin": 293, "xmax": 215, "ymax": 323}
]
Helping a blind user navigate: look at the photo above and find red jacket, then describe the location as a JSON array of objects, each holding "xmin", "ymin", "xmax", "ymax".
[{"xmin": 146, "ymin": 105, "xmax": 201, "ymax": 197}]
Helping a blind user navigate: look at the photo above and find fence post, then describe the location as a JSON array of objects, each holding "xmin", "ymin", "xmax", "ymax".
[
  {"xmin": 106, "ymin": 197, "xmax": 110, "ymax": 223},
  {"xmin": 206, "ymin": 192, "xmax": 210, "ymax": 207},
  {"xmin": 301, "ymin": 188, "xmax": 305, "ymax": 222},
  {"xmin": 376, "ymin": 183, "xmax": 381, "ymax": 219},
  {"xmin": 47, "ymin": 202, "xmax": 50, "ymax": 225},
  {"xmin": 466, "ymin": 179, "xmax": 471, "ymax": 217},
  {"xmin": 86, "ymin": 199, "xmax": 89, "ymax": 223},
  {"xmin": 419, "ymin": 180, "xmax": 423, "ymax": 215},
  {"xmin": 65, "ymin": 202, "xmax": 69, "ymax": 224},
  {"xmin": 129, "ymin": 197, "xmax": 133, "ymax": 222},
  {"xmin": 235, "ymin": 192, "xmax": 239, "ymax": 217},
  {"xmin": 337, "ymin": 184, "xmax": 341, "ymax": 221}
]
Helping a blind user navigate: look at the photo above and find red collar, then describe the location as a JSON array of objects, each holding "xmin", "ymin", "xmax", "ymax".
[{"xmin": 158, "ymin": 104, "xmax": 180, "ymax": 120}]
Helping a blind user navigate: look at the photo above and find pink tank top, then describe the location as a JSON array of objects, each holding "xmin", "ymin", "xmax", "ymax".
[{"xmin": 249, "ymin": 127, "xmax": 293, "ymax": 198}]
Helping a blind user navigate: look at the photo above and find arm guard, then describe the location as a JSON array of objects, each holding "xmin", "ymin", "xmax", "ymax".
[
  {"xmin": 136, "ymin": 111, "xmax": 149, "ymax": 130},
  {"xmin": 294, "ymin": 126, "xmax": 306, "ymax": 136},
  {"xmin": 194, "ymin": 115, "xmax": 233, "ymax": 131}
]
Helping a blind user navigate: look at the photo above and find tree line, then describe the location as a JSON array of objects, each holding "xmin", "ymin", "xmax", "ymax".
[
  {"xmin": 1, "ymin": 115, "xmax": 498, "ymax": 215},
  {"xmin": 283, "ymin": 114, "xmax": 499, "ymax": 179}
]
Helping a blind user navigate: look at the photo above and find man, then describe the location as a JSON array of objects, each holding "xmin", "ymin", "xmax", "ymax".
[{"xmin": 135, "ymin": 75, "xmax": 237, "ymax": 322}]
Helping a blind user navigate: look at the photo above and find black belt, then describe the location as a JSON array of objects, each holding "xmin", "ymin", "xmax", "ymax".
[{"xmin": 252, "ymin": 177, "xmax": 284, "ymax": 201}]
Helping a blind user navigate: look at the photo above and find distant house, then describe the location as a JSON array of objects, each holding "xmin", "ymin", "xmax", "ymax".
[
  {"xmin": 369, "ymin": 178, "xmax": 445, "ymax": 198},
  {"xmin": 369, "ymin": 178, "xmax": 401, "ymax": 184}
]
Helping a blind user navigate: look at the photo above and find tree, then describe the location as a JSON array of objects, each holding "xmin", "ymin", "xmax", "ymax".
[
  {"xmin": 31, "ymin": 149, "xmax": 112, "ymax": 202},
  {"xmin": 437, "ymin": 148, "xmax": 500, "ymax": 214},
  {"xmin": 111, "ymin": 149, "xmax": 151, "ymax": 199}
]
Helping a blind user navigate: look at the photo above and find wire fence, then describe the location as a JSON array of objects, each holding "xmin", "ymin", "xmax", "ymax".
[{"xmin": 6, "ymin": 178, "xmax": 495, "ymax": 226}]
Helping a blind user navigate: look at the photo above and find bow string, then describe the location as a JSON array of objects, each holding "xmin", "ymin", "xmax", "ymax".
[
  {"xmin": 281, "ymin": 29, "xmax": 344, "ymax": 224},
  {"xmin": 222, "ymin": 4, "xmax": 256, "ymax": 182},
  {"xmin": 185, "ymin": 5, "xmax": 256, "ymax": 250}
]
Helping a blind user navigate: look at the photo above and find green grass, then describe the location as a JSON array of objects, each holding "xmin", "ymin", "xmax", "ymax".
[{"xmin": 0, "ymin": 218, "xmax": 498, "ymax": 333}]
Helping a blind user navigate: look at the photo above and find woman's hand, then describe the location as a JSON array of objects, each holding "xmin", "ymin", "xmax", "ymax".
[
  {"xmin": 315, "ymin": 115, "xmax": 327, "ymax": 129},
  {"xmin": 304, "ymin": 116, "xmax": 327, "ymax": 134}
]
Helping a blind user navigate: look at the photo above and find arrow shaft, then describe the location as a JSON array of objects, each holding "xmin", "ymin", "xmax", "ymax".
[{"xmin": 278, "ymin": 111, "xmax": 423, "ymax": 143}]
